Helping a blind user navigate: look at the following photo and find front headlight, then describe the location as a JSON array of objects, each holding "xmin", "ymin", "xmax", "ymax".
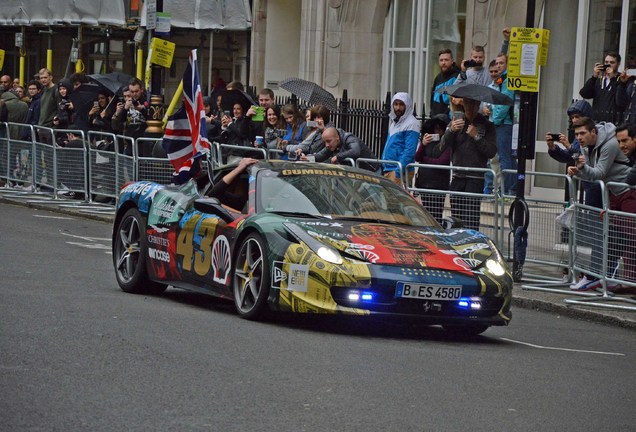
[
  {"xmin": 482, "ymin": 240, "xmax": 507, "ymax": 276},
  {"xmin": 485, "ymin": 258, "xmax": 506, "ymax": 276},
  {"xmin": 283, "ymin": 223, "xmax": 343, "ymax": 264}
]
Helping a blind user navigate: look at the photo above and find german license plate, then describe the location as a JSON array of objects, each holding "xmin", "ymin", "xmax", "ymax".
[{"xmin": 395, "ymin": 282, "xmax": 462, "ymax": 300}]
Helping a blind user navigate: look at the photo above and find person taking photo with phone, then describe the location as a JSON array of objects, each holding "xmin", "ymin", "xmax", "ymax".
[
  {"xmin": 579, "ymin": 52, "xmax": 623, "ymax": 124},
  {"xmin": 438, "ymin": 97, "xmax": 496, "ymax": 231}
]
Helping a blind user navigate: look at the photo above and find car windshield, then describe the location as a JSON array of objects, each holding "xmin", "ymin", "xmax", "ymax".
[{"xmin": 256, "ymin": 168, "xmax": 439, "ymax": 227}]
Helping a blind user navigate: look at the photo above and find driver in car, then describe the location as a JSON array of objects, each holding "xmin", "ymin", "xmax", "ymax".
[{"xmin": 207, "ymin": 157, "xmax": 259, "ymax": 212}]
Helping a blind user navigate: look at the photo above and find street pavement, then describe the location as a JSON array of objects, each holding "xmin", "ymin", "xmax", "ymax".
[{"xmin": 1, "ymin": 186, "xmax": 635, "ymax": 331}]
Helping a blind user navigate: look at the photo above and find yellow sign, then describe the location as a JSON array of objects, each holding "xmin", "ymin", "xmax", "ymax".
[
  {"xmin": 507, "ymin": 27, "xmax": 550, "ymax": 93},
  {"xmin": 149, "ymin": 37, "xmax": 175, "ymax": 68},
  {"xmin": 0, "ymin": 49, "xmax": 4, "ymax": 70},
  {"xmin": 507, "ymin": 75, "xmax": 539, "ymax": 92}
]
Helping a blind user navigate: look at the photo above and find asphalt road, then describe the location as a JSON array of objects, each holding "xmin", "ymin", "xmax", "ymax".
[{"xmin": 1, "ymin": 203, "xmax": 635, "ymax": 431}]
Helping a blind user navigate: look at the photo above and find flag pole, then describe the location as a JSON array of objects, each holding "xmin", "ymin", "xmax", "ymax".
[{"xmin": 162, "ymin": 80, "xmax": 184, "ymax": 129}]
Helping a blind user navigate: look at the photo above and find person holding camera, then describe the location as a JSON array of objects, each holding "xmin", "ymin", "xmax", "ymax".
[
  {"xmin": 112, "ymin": 78, "xmax": 149, "ymax": 155},
  {"xmin": 454, "ymin": 45, "xmax": 491, "ymax": 87},
  {"xmin": 579, "ymin": 52, "xmax": 622, "ymax": 124},
  {"xmin": 53, "ymin": 79, "xmax": 75, "ymax": 130},
  {"xmin": 438, "ymin": 97, "xmax": 497, "ymax": 231},
  {"xmin": 88, "ymin": 91, "xmax": 115, "ymax": 134}
]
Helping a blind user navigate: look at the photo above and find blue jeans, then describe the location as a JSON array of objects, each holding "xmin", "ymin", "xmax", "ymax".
[{"xmin": 496, "ymin": 124, "xmax": 517, "ymax": 195}]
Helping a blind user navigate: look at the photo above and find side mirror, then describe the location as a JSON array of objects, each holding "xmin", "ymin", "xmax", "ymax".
[
  {"xmin": 441, "ymin": 216, "xmax": 464, "ymax": 229},
  {"xmin": 194, "ymin": 197, "xmax": 236, "ymax": 223}
]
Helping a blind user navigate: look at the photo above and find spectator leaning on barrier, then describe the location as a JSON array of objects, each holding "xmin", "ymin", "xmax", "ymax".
[
  {"xmin": 567, "ymin": 117, "xmax": 636, "ymax": 287},
  {"xmin": 21, "ymin": 80, "xmax": 42, "ymax": 140},
  {"xmin": 381, "ymin": 92, "xmax": 420, "ymax": 186},
  {"xmin": 313, "ymin": 126, "xmax": 379, "ymax": 173},
  {"xmin": 617, "ymin": 123, "xmax": 636, "ymax": 185},
  {"xmin": 547, "ymin": 100, "xmax": 603, "ymax": 289},
  {"xmin": 290, "ymin": 104, "xmax": 332, "ymax": 158}
]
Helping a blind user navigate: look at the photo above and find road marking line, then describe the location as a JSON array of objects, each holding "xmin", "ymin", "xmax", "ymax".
[
  {"xmin": 60, "ymin": 232, "xmax": 111, "ymax": 242},
  {"xmin": 500, "ymin": 338, "xmax": 625, "ymax": 356},
  {"xmin": 34, "ymin": 214, "xmax": 74, "ymax": 220}
]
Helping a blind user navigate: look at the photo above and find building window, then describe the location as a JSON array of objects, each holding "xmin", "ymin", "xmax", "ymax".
[{"xmin": 385, "ymin": 0, "xmax": 464, "ymax": 117}]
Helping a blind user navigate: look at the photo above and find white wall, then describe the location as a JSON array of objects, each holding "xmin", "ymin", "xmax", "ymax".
[{"xmin": 264, "ymin": 0, "xmax": 302, "ymax": 91}]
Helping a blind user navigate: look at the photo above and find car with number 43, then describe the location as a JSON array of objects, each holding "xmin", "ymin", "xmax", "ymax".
[{"xmin": 112, "ymin": 160, "xmax": 512, "ymax": 335}]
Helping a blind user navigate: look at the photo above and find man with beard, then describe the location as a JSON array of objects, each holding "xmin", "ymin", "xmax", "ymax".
[
  {"xmin": 430, "ymin": 49, "xmax": 461, "ymax": 117},
  {"xmin": 381, "ymin": 92, "xmax": 420, "ymax": 185}
]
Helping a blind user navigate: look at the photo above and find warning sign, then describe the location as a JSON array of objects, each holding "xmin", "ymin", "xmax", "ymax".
[
  {"xmin": 507, "ymin": 76, "xmax": 539, "ymax": 92},
  {"xmin": 149, "ymin": 37, "xmax": 175, "ymax": 68},
  {"xmin": 507, "ymin": 27, "xmax": 550, "ymax": 93}
]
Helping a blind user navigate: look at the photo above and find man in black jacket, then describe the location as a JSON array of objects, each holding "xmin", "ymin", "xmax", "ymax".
[
  {"xmin": 430, "ymin": 48, "xmax": 461, "ymax": 117},
  {"xmin": 313, "ymin": 127, "xmax": 379, "ymax": 173},
  {"xmin": 579, "ymin": 52, "xmax": 622, "ymax": 123}
]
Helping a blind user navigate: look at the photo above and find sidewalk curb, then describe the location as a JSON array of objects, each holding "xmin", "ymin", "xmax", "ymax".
[{"xmin": 512, "ymin": 290, "xmax": 636, "ymax": 331}]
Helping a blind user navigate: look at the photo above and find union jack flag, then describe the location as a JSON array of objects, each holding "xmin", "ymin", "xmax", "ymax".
[{"xmin": 162, "ymin": 49, "xmax": 211, "ymax": 184}]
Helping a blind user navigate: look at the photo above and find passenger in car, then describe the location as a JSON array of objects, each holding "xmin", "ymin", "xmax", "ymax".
[{"xmin": 207, "ymin": 157, "xmax": 258, "ymax": 212}]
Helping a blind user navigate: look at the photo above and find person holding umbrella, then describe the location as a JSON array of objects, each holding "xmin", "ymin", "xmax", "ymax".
[{"xmin": 438, "ymin": 96, "xmax": 497, "ymax": 231}]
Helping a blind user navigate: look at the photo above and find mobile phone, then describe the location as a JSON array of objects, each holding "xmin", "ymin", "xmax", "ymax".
[
  {"xmin": 306, "ymin": 120, "xmax": 318, "ymax": 128},
  {"xmin": 452, "ymin": 111, "xmax": 464, "ymax": 120},
  {"xmin": 572, "ymin": 152, "xmax": 581, "ymax": 161},
  {"xmin": 429, "ymin": 133, "xmax": 440, "ymax": 141},
  {"xmin": 288, "ymin": 151, "xmax": 298, "ymax": 161},
  {"xmin": 118, "ymin": 97, "xmax": 125, "ymax": 104},
  {"xmin": 93, "ymin": 101, "xmax": 100, "ymax": 108},
  {"xmin": 224, "ymin": 110, "xmax": 231, "ymax": 116},
  {"xmin": 550, "ymin": 133, "xmax": 560, "ymax": 141},
  {"xmin": 626, "ymin": 69, "xmax": 636, "ymax": 76}
]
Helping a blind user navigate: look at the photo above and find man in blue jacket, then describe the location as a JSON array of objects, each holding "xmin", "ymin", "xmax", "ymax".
[{"xmin": 381, "ymin": 92, "xmax": 420, "ymax": 186}]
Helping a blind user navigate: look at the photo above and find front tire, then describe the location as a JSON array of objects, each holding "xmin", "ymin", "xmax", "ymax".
[
  {"xmin": 233, "ymin": 233, "xmax": 270, "ymax": 320},
  {"xmin": 113, "ymin": 208, "xmax": 167, "ymax": 295}
]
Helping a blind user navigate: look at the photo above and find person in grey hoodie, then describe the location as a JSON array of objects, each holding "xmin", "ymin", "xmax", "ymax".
[{"xmin": 568, "ymin": 116, "xmax": 636, "ymax": 283}]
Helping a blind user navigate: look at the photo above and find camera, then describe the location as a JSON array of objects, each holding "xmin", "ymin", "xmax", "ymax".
[
  {"xmin": 288, "ymin": 151, "xmax": 298, "ymax": 161},
  {"xmin": 464, "ymin": 59, "xmax": 481, "ymax": 68},
  {"xmin": 550, "ymin": 133, "xmax": 560, "ymax": 141},
  {"xmin": 306, "ymin": 120, "xmax": 318, "ymax": 128},
  {"xmin": 602, "ymin": 64, "xmax": 611, "ymax": 71},
  {"xmin": 118, "ymin": 96, "xmax": 125, "ymax": 104}
]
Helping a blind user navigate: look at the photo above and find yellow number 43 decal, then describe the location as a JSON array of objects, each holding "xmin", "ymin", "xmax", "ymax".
[{"xmin": 176, "ymin": 214, "xmax": 221, "ymax": 276}]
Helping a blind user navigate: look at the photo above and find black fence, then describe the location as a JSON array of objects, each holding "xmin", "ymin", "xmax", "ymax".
[{"xmin": 248, "ymin": 86, "xmax": 399, "ymax": 158}]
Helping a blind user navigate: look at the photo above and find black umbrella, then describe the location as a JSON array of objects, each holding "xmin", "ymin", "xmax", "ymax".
[
  {"xmin": 436, "ymin": 82, "xmax": 513, "ymax": 106},
  {"xmin": 219, "ymin": 89, "xmax": 257, "ymax": 114},
  {"xmin": 279, "ymin": 77, "xmax": 337, "ymax": 111},
  {"xmin": 68, "ymin": 83, "xmax": 103, "ymax": 132},
  {"xmin": 88, "ymin": 72, "xmax": 134, "ymax": 95}
]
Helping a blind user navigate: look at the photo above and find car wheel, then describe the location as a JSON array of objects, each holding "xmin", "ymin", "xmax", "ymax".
[
  {"xmin": 442, "ymin": 324, "xmax": 490, "ymax": 336},
  {"xmin": 113, "ymin": 208, "xmax": 167, "ymax": 295},
  {"xmin": 233, "ymin": 233, "xmax": 270, "ymax": 320}
]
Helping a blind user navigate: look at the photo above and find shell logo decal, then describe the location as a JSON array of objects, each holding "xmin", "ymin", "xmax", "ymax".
[{"xmin": 212, "ymin": 235, "xmax": 231, "ymax": 285}]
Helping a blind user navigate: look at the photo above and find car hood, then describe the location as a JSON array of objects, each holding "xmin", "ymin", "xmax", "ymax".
[{"xmin": 292, "ymin": 219, "xmax": 496, "ymax": 273}]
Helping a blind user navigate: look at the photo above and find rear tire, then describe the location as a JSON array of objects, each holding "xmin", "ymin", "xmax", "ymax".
[
  {"xmin": 233, "ymin": 233, "xmax": 270, "ymax": 320},
  {"xmin": 113, "ymin": 208, "xmax": 167, "ymax": 295}
]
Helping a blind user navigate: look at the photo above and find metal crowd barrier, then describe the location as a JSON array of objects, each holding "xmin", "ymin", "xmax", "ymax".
[{"xmin": 1, "ymin": 123, "xmax": 635, "ymax": 311}]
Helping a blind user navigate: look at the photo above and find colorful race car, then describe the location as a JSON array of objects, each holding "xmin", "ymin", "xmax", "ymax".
[{"xmin": 112, "ymin": 160, "xmax": 512, "ymax": 335}]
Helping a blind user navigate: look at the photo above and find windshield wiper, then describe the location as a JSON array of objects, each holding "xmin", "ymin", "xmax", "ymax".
[{"xmin": 267, "ymin": 210, "xmax": 330, "ymax": 219}]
